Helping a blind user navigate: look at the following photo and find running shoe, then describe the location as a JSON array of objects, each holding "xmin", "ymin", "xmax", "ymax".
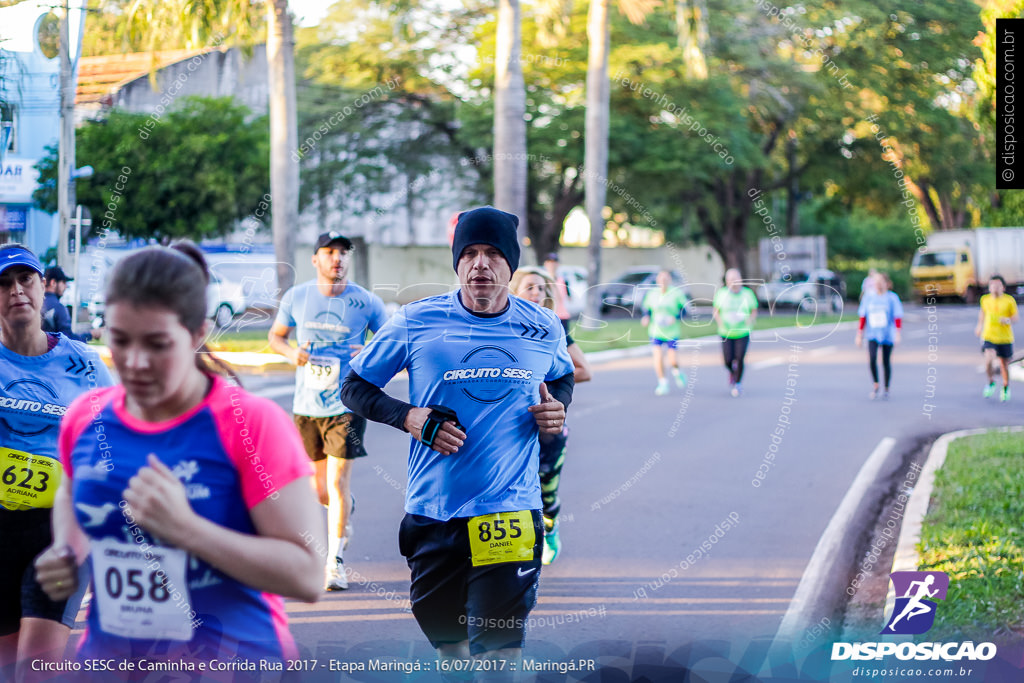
[
  {"xmin": 672, "ymin": 368, "xmax": 687, "ymax": 388},
  {"xmin": 542, "ymin": 517, "xmax": 561, "ymax": 565},
  {"xmin": 325, "ymin": 558, "xmax": 349, "ymax": 591},
  {"xmin": 655, "ymin": 378, "xmax": 670, "ymax": 396},
  {"xmin": 869, "ymin": 389, "xmax": 877, "ymax": 400},
  {"xmin": 883, "ymin": 389, "xmax": 890, "ymax": 400},
  {"xmin": 1001, "ymin": 386, "xmax": 1011, "ymax": 402},
  {"xmin": 983, "ymin": 382, "xmax": 997, "ymax": 398},
  {"xmin": 731, "ymin": 383, "xmax": 741, "ymax": 398}
]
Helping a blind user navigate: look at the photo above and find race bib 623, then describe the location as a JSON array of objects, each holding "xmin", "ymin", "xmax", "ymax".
[{"xmin": 0, "ymin": 447, "xmax": 61, "ymax": 510}]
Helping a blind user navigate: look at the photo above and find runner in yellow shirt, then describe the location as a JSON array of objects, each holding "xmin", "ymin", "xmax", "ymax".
[{"xmin": 974, "ymin": 275, "xmax": 1019, "ymax": 402}]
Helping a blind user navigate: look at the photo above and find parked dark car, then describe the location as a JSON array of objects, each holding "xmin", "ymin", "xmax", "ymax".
[{"xmin": 600, "ymin": 267, "xmax": 687, "ymax": 315}]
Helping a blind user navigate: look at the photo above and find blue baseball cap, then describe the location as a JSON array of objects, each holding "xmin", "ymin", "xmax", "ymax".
[{"xmin": 0, "ymin": 247, "xmax": 44, "ymax": 278}]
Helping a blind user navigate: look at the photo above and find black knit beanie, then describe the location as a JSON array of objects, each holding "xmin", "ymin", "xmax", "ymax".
[{"xmin": 451, "ymin": 207, "xmax": 520, "ymax": 272}]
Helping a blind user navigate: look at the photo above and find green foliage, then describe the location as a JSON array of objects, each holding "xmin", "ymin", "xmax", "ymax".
[
  {"xmin": 33, "ymin": 97, "xmax": 269, "ymax": 243},
  {"xmin": 920, "ymin": 431, "xmax": 1024, "ymax": 640},
  {"xmin": 293, "ymin": 1, "xmax": 483, "ymax": 228},
  {"xmin": 981, "ymin": 189, "xmax": 1024, "ymax": 226},
  {"xmin": 804, "ymin": 197, "xmax": 919, "ymax": 297}
]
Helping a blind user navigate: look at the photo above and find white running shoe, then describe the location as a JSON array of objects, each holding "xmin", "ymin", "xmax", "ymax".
[
  {"xmin": 655, "ymin": 378, "xmax": 670, "ymax": 396},
  {"xmin": 325, "ymin": 559, "xmax": 349, "ymax": 591}
]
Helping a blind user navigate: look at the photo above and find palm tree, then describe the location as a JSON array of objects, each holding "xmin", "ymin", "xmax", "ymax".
[
  {"xmin": 267, "ymin": 0, "xmax": 298, "ymax": 294},
  {"xmin": 122, "ymin": 0, "xmax": 298, "ymax": 293},
  {"xmin": 584, "ymin": 0, "xmax": 704, "ymax": 320},
  {"xmin": 494, "ymin": 0, "xmax": 528, "ymax": 244}
]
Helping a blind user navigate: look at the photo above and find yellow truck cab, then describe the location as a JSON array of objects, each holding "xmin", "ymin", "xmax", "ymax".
[
  {"xmin": 911, "ymin": 246, "xmax": 973, "ymax": 301},
  {"xmin": 911, "ymin": 228, "xmax": 1024, "ymax": 303}
]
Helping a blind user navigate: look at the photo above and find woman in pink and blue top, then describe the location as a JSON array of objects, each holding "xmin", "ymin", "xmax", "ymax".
[{"xmin": 34, "ymin": 243, "xmax": 324, "ymax": 670}]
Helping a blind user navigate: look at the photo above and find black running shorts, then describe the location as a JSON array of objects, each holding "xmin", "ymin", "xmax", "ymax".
[
  {"xmin": 0, "ymin": 507, "xmax": 86, "ymax": 634},
  {"xmin": 398, "ymin": 510, "xmax": 543, "ymax": 654}
]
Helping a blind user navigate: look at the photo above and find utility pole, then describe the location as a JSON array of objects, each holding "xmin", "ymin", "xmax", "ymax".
[{"xmin": 57, "ymin": 0, "xmax": 74, "ymax": 270}]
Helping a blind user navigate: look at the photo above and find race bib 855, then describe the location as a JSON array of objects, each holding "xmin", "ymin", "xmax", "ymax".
[{"xmin": 467, "ymin": 510, "xmax": 535, "ymax": 567}]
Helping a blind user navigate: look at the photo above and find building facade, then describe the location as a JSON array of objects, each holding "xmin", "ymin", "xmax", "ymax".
[{"xmin": 0, "ymin": 0, "xmax": 86, "ymax": 255}]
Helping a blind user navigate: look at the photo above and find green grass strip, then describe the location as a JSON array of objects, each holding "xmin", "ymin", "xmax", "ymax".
[{"xmin": 919, "ymin": 431, "xmax": 1024, "ymax": 640}]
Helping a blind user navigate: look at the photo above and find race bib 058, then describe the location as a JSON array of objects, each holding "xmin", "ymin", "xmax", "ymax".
[{"xmin": 91, "ymin": 538, "xmax": 194, "ymax": 641}]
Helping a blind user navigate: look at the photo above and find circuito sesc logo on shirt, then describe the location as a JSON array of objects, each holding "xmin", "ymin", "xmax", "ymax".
[{"xmin": 442, "ymin": 346, "xmax": 533, "ymax": 403}]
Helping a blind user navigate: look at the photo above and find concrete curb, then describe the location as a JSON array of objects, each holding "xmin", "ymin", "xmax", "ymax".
[
  {"xmin": 1010, "ymin": 364, "xmax": 1024, "ymax": 384},
  {"xmin": 773, "ymin": 436, "xmax": 898, "ymax": 645},
  {"xmin": 885, "ymin": 425, "xmax": 1024, "ymax": 618}
]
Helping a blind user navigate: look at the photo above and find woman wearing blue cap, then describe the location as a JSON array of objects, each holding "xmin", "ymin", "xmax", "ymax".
[{"xmin": 0, "ymin": 244, "xmax": 113, "ymax": 681}]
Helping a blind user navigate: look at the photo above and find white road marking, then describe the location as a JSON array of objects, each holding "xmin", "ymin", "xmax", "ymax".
[
  {"xmin": 253, "ymin": 384, "xmax": 296, "ymax": 400},
  {"xmin": 572, "ymin": 400, "xmax": 624, "ymax": 419},
  {"xmin": 809, "ymin": 345, "xmax": 837, "ymax": 357},
  {"xmin": 751, "ymin": 357, "xmax": 786, "ymax": 370}
]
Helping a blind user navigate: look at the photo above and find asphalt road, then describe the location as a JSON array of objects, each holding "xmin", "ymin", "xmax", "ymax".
[{"xmin": 212, "ymin": 303, "xmax": 1021, "ymax": 678}]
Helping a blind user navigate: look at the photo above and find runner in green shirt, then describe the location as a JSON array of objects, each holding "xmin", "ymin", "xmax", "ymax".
[
  {"xmin": 641, "ymin": 270, "xmax": 689, "ymax": 396},
  {"xmin": 712, "ymin": 268, "xmax": 758, "ymax": 397}
]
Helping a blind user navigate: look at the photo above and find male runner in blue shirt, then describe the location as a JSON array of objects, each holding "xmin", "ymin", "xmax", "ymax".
[
  {"xmin": 269, "ymin": 232, "xmax": 387, "ymax": 591},
  {"xmin": 341, "ymin": 207, "xmax": 574, "ymax": 673}
]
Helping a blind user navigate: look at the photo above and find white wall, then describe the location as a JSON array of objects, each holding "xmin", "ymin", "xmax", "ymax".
[{"xmin": 298, "ymin": 243, "xmax": 726, "ymax": 305}]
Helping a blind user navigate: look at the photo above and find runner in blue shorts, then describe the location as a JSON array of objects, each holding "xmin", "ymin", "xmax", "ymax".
[{"xmin": 641, "ymin": 270, "xmax": 689, "ymax": 396}]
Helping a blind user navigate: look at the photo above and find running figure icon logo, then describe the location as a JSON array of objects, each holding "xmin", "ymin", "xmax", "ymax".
[{"xmin": 881, "ymin": 571, "xmax": 949, "ymax": 635}]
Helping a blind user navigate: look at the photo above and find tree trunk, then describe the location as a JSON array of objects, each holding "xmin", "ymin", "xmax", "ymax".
[
  {"xmin": 786, "ymin": 134, "xmax": 799, "ymax": 235},
  {"xmin": 696, "ymin": 175, "xmax": 751, "ymax": 276},
  {"xmin": 268, "ymin": 0, "xmax": 298, "ymax": 297},
  {"xmin": 908, "ymin": 179, "xmax": 942, "ymax": 231},
  {"xmin": 530, "ymin": 183, "xmax": 582, "ymax": 262},
  {"xmin": 584, "ymin": 0, "xmax": 610, "ymax": 321},
  {"xmin": 494, "ymin": 0, "xmax": 528, "ymax": 242}
]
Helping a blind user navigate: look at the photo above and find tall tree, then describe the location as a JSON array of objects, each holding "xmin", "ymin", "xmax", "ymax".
[
  {"xmin": 494, "ymin": 0, "xmax": 529, "ymax": 242},
  {"xmin": 267, "ymin": 0, "xmax": 298, "ymax": 293},
  {"xmin": 584, "ymin": 0, "xmax": 611, "ymax": 319},
  {"xmin": 585, "ymin": 0, "xmax": 683, "ymax": 320},
  {"xmin": 117, "ymin": 0, "xmax": 298, "ymax": 292}
]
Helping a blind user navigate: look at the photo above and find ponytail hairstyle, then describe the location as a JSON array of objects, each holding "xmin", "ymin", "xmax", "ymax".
[
  {"xmin": 105, "ymin": 241, "xmax": 239, "ymax": 383},
  {"xmin": 510, "ymin": 266, "xmax": 556, "ymax": 311}
]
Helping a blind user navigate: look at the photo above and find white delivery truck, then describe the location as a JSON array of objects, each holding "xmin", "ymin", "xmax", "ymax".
[{"xmin": 910, "ymin": 228, "xmax": 1024, "ymax": 302}]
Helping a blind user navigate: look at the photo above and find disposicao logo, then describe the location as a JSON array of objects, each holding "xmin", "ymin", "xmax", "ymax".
[
  {"xmin": 831, "ymin": 571, "xmax": 997, "ymax": 662},
  {"xmin": 882, "ymin": 571, "xmax": 948, "ymax": 635}
]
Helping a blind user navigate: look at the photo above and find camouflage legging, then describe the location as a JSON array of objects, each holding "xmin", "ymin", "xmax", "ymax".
[{"xmin": 538, "ymin": 424, "xmax": 568, "ymax": 521}]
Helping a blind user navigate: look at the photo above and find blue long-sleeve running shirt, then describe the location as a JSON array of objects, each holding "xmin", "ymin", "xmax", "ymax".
[{"xmin": 348, "ymin": 290, "xmax": 574, "ymax": 521}]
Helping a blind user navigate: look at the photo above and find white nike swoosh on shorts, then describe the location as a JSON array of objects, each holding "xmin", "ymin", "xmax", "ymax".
[{"xmin": 517, "ymin": 567, "xmax": 537, "ymax": 577}]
